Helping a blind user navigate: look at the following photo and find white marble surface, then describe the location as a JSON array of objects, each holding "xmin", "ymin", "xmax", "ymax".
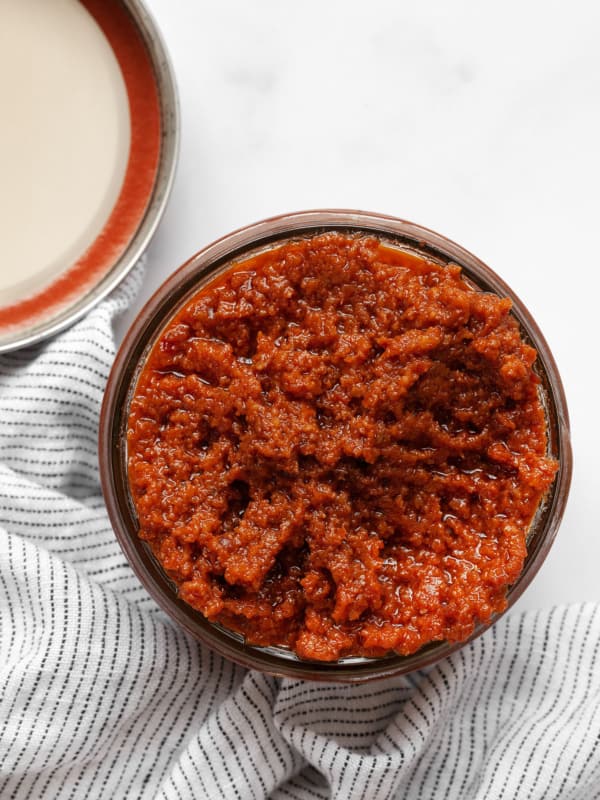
[{"xmin": 120, "ymin": 0, "xmax": 600, "ymax": 613}]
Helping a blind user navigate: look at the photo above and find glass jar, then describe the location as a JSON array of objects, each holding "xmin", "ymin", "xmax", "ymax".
[{"xmin": 99, "ymin": 210, "xmax": 572, "ymax": 682}]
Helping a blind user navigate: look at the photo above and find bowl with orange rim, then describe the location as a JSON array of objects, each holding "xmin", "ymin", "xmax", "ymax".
[{"xmin": 0, "ymin": 0, "xmax": 178, "ymax": 353}]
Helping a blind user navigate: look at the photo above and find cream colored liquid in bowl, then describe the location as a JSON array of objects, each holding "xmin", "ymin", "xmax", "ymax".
[{"xmin": 0, "ymin": 0, "xmax": 131, "ymax": 307}]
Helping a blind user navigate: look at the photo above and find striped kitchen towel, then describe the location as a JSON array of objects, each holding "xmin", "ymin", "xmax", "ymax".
[{"xmin": 0, "ymin": 266, "xmax": 599, "ymax": 800}]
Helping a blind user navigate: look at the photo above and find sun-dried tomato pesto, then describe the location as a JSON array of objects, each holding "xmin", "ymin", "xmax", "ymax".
[{"xmin": 127, "ymin": 233, "xmax": 558, "ymax": 661}]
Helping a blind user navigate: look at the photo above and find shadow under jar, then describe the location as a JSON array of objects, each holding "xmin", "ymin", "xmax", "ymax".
[{"xmin": 99, "ymin": 210, "xmax": 572, "ymax": 683}]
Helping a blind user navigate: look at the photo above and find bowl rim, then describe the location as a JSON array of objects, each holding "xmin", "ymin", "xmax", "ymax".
[{"xmin": 99, "ymin": 209, "xmax": 572, "ymax": 682}]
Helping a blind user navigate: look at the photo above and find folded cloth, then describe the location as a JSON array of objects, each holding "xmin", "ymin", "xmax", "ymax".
[{"xmin": 0, "ymin": 267, "xmax": 598, "ymax": 800}]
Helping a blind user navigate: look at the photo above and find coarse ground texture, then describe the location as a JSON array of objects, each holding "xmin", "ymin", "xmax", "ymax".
[{"xmin": 127, "ymin": 233, "xmax": 558, "ymax": 661}]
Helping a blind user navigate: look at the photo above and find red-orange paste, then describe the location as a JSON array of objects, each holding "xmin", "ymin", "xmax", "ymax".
[{"xmin": 127, "ymin": 233, "xmax": 558, "ymax": 661}]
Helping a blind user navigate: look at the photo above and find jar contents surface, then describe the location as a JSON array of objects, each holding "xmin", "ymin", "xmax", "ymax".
[{"xmin": 127, "ymin": 233, "xmax": 558, "ymax": 661}]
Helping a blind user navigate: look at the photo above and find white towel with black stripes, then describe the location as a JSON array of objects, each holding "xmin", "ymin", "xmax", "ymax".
[{"xmin": 0, "ymin": 266, "xmax": 599, "ymax": 800}]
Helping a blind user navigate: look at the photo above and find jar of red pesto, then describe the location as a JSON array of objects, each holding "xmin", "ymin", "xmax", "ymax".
[{"xmin": 99, "ymin": 210, "xmax": 571, "ymax": 682}]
